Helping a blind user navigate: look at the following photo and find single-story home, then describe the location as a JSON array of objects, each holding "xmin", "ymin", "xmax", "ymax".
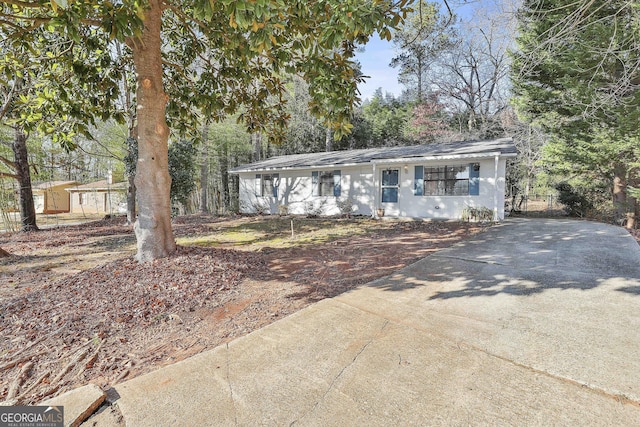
[
  {"xmin": 66, "ymin": 180, "xmax": 127, "ymax": 214},
  {"xmin": 33, "ymin": 181, "xmax": 77, "ymax": 214},
  {"xmin": 230, "ymin": 138, "xmax": 517, "ymax": 221}
]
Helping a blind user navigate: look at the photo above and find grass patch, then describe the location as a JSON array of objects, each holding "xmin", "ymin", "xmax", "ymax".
[{"xmin": 177, "ymin": 217, "xmax": 380, "ymax": 249}]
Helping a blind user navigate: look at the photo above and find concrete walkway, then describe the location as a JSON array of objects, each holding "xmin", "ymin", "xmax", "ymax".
[{"xmin": 87, "ymin": 218, "xmax": 640, "ymax": 426}]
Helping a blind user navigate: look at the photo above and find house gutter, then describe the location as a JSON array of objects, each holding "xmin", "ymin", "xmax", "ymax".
[
  {"xmin": 229, "ymin": 161, "xmax": 368, "ymax": 174},
  {"xmin": 369, "ymin": 151, "xmax": 511, "ymax": 166},
  {"xmin": 230, "ymin": 151, "xmax": 516, "ymax": 174}
]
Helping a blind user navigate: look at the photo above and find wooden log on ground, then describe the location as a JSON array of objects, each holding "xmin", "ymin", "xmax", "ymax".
[
  {"xmin": 7, "ymin": 361, "xmax": 33, "ymax": 399},
  {"xmin": 17, "ymin": 371, "xmax": 50, "ymax": 402},
  {"xmin": 52, "ymin": 347, "xmax": 90, "ymax": 384}
]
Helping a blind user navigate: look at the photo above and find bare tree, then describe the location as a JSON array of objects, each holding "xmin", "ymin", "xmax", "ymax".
[
  {"xmin": 429, "ymin": 1, "xmax": 516, "ymax": 137},
  {"xmin": 500, "ymin": 108, "xmax": 548, "ymax": 209}
]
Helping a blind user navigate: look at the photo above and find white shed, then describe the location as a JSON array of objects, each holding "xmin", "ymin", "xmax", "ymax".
[{"xmin": 230, "ymin": 138, "xmax": 517, "ymax": 221}]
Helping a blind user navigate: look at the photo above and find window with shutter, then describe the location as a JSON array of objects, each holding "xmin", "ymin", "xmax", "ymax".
[
  {"xmin": 423, "ymin": 164, "xmax": 472, "ymax": 196},
  {"xmin": 313, "ymin": 170, "xmax": 341, "ymax": 196}
]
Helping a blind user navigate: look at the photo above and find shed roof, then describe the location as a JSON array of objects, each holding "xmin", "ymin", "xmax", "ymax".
[
  {"xmin": 34, "ymin": 180, "xmax": 77, "ymax": 190},
  {"xmin": 230, "ymin": 138, "xmax": 517, "ymax": 173},
  {"xmin": 66, "ymin": 180, "xmax": 126, "ymax": 192}
]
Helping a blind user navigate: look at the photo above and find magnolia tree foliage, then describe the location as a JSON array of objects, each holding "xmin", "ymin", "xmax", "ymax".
[{"xmin": 1, "ymin": 0, "xmax": 411, "ymax": 261}]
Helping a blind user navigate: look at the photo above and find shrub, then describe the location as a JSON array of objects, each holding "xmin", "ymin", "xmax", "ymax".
[
  {"xmin": 304, "ymin": 201, "xmax": 323, "ymax": 217},
  {"xmin": 555, "ymin": 182, "xmax": 593, "ymax": 217},
  {"xmin": 461, "ymin": 206, "xmax": 494, "ymax": 222},
  {"xmin": 336, "ymin": 198, "xmax": 354, "ymax": 217}
]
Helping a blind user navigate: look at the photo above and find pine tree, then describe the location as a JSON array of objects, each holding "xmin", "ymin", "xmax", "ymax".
[{"xmin": 511, "ymin": 0, "xmax": 640, "ymax": 226}]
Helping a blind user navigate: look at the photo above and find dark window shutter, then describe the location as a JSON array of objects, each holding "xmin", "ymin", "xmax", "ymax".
[
  {"xmin": 414, "ymin": 166, "xmax": 423, "ymax": 196},
  {"xmin": 255, "ymin": 174, "xmax": 262, "ymax": 196},
  {"xmin": 312, "ymin": 171, "xmax": 319, "ymax": 196},
  {"xmin": 469, "ymin": 163, "xmax": 480, "ymax": 195},
  {"xmin": 333, "ymin": 170, "xmax": 341, "ymax": 197}
]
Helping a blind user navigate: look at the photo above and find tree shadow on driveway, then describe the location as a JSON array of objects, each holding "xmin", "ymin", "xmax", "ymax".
[{"xmin": 365, "ymin": 218, "xmax": 640, "ymax": 300}]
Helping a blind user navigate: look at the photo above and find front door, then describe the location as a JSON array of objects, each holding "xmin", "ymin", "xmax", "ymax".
[{"xmin": 381, "ymin": 169, "xmax": 399, "ymax": 212}]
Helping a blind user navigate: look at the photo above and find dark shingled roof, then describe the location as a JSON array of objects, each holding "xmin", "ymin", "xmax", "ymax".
[{"xmin": 230, "ymin": 138, "xmax": 516, "ymax": 173}]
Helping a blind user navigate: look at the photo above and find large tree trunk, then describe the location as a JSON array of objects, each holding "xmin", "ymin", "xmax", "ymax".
[
  {"xmin": 129, "ymin": 0, "xmax": 176, "ymax": 262},
  {"xmin": 12, "ymin": 127, "xmax": 38, "ymax": 232}
]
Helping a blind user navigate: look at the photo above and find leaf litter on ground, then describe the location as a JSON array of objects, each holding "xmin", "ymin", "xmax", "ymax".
[{"xmin": 0, "ymin": 214, "xmax": 490, "ymax": 405}]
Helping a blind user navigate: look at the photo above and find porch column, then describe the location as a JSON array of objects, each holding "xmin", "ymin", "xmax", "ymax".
[
  {"xmin": 493, "ymin": 155, "xmax": 499, "ymax": 221},
  {"xmin": 372, "ymin": 163, "xmax": 378, "ymax": 218}
]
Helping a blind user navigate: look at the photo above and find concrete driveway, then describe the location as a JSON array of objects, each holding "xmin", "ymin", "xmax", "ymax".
[{"xmin": 88, "ymin": 218, "xmax": 640, "ymax": 426}]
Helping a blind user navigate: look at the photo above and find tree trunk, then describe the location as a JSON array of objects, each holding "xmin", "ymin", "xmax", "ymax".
[
  {"xmin": 120, "ymin": 40, "xmax": 137, "ymax": 226},
  {"xmin": 220, "ymin": 139, "xmax": 230, "ymax": 212},
  {"xmin": 325, "ymin": 128, "xmax": 333, "ymax": 152},
  {"xmin": 417, "ymin": 55, "xmax": 423, "ymax": 103},
  {"xmin": 626, "ymin": 169, "xmax": 639, "ymax": 229},
  {"xmin": 129, "ymin": 0, "xmax": 176, "ymax": 262},
  {"xmin": 199, "ymin": 125, "xmax": 209, "ymax": 213},
  {"xmin": 612, "ymin": 163, "xmax": 627, "ymax": 221},
  {"xmin": 227, "ymin": 152, "xmax": 241, "ymax": 213},
  {"xmin": 252, "ymin": 132, "xmax": 262, "ymax": 162},
  {"xmin": 124, "ymin": 135, "xmax": 138, "ymax": 225},
  {"xmin": 126, "ymin": 173, "xmax": 136, "ymax": 224},
  {"xmin": 12, "ymin": 126, "xmax": 38, "ymax": 232}
]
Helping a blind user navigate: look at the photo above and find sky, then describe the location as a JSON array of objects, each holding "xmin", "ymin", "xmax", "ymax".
[{"xmin": 354, "ymin": 34, "xmax": 403, "ymax": 102}]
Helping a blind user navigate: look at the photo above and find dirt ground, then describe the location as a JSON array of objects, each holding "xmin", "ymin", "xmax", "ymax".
[{"xmin": 0, "ymin": 214, "xmax": 505, "ymax": 405}]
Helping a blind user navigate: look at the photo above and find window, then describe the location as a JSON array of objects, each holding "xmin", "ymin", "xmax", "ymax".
[
  {"xmin": 262, "ymin": 174, "xmax": 273, "ymax": 197},
  {"xmin": 318, "ymin": 171, "xmax": 334, "ymax": 196},
  {"xmin": 381, "ymin": 169, "xmax": 399, "ymax": 203},
  {"xmin": 312, "ymin": 170, "xmax": 341, "ymax": 197},
  {"xmin": 423, "ymin": 164, "xmax": 474, "ymax": 196},
  {"xmin": 255, "ymin": 173, "xmax": 279, "ymax": 197}
]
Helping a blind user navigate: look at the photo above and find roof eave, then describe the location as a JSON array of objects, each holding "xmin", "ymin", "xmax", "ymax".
[
  {"xmin": 66, "ymin": 186, "xmax": 127, "ymax": 192},
  {"xmin": 230, "ymin": 151, "xmax": 517, "ymax": 173},
  {"xmin": 370, "ymin": 151, "xmax": 516, "ymax": 165},
  {"xmin": 229, "ymin": 161, "xmax": 366, "ymax": 174}
]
